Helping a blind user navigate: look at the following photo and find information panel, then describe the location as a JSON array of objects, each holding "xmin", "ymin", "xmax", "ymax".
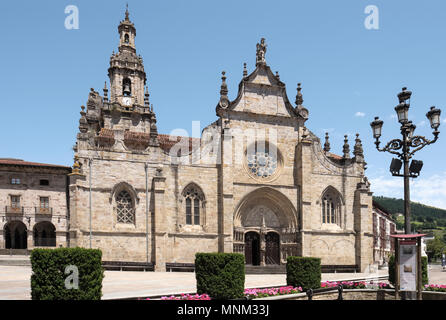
[{"xmin": 399, "ymin": 244, "xmax": 417, "ymax": 291}]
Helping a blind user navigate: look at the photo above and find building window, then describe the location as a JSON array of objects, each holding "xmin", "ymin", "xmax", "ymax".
[
  {"xmin": 40, "ymin": 197, "xmax": 49, "ymax": 209},
  {"xmin": 39, "ymin": 179, "xmax": 49, "ymax": 186},
  {"xmin": 10, "ymin": 195, "xmax": 20, "ymax": 208},
  {"xmin": 116, "ymin": 190, "xmax": 135, "ymax": 224},
  {"xmin": 182, "ymin": 183, "xmax": 205, "ymax": 226},
  {"xmin": 246, "ymin": 141, "xmax": 279, "ymax": 179},
  {"xmin": 11, "ymin": 178, "xmax": 20, "ymax": 185},
  {"xmin": 186, "ymin": 198, "xmax": 192, "ymax": 225},
  {"xmin": 321, "ymin": 188, "xmax": 342, "ymax": 226}
]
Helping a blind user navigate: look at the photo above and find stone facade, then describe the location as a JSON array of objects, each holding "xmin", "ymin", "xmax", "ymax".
[
  {"xmin": 372, "ymin": 201, "xmax": 396, "ymax": 266},
  {"xmin": 66, "ymin": 10, "xmax": 375, "ymax": 272},
  {"xmin": 0, "ymin": 159, "xmax": 71, "ymax": 251}
]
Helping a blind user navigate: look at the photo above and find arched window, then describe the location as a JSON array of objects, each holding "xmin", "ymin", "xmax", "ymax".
[
  {"xmin": 182, "ymin": 184, "xmax": 205, "ymax": 226},
  {"xmin": 116, "ymin": 190, "xmax": 135, "ymax": 224},
  {"xmin": 124, "ymin": 33, "xmax": 129, "ymax": 44},
  {"xmin": 321, "ymin": 188, "xmax": 342, "ymax": 226}
]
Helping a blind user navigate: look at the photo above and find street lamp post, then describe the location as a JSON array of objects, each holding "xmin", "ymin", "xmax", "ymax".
[{"xmin": 370, "ymin": 87, "xmax": 441, "ymax": 234}]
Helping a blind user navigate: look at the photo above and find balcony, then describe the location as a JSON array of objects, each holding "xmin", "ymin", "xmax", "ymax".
[
  {"xmin": 35, "ymin": 207, "xmax": 53, "ymax": 215},
  {"xmin": 5, "ymin": 206, "xmax": 24, "ymax": 215}
]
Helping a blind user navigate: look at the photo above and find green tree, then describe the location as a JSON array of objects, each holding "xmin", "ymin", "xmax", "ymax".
[{"xmin": 426, "ymin": 237, "xmax": 446, "ymax": 261}]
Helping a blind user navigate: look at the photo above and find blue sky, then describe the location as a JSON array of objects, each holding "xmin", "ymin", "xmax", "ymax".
[{"xmin": 1, "ymin": 0, "xmax": 446, "ymax": 208}]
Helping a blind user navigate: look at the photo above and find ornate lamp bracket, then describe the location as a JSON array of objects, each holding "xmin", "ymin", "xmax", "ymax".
[
  {"xmin": 408, "ymin": 132, "xmax": 439, "ymax": 157},
  {"xmin": 375, "ymin": 138, "xmax": 404, "ymax": 159}
]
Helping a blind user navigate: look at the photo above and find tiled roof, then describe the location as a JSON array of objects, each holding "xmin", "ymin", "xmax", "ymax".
[
  {"xmin": 0, "ymin": 159, "xmax": 71, "ymax": 170},
  {"xmin": 326, "ymin": 152, "xmax": 343, "ymax": 160},
  {"xmin": 158, "ymin": 134, "xmax": 201, "ymax": 154}
]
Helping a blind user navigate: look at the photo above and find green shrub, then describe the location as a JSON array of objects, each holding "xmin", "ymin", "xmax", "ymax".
[
  {"xmin": 195, "ymin": 252, "xmax": 245, "ymax": 299},
  {"xmin": 286, "ymin": 256, "xmax": 321, "ymax": 291},
  {"xmin": 388, "ymin": 255, "xmax": 395, "ymax": 286},
  {"xmin": 388, "ymin": 255, "xmax": 428, "ymax": 287},
  {"xmin": 30, "ymin": 247, "xmax": 104, "ymax": 300}
]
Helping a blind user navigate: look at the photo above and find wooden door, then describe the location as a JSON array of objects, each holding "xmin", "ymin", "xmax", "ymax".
[{"xmin": 265, "ymin": 232, "xmax": 280, "ymax": 265}]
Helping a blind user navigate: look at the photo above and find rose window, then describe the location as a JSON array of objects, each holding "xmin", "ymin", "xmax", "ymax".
[{"xmin": 247, "ymin": 148, "xmax": 278, "ymax": 178}]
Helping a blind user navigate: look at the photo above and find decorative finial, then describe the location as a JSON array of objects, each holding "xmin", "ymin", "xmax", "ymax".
[
  {"xmin": 295, "ymin": 83, "xmax": 303, "ymax": 106},
  {"xmin": 79, "ymin": 106, "xmax": 88, "ymax": 133},
  {"xmin": 343, "ymin": 135, "xmax": 350, "ymax": 159},
  {"xmin": 125, "ymin": 3, "xmax": 129, "ymax": 21},
  {"xmin": 255, "ymin": 38, "xmax": 267, "ymax": 66},
  {"xmin": 243, "ymin": 63, "xmax": 248, "ymax": 77},
  {"xmin": 220, "ymin": 71, "xmax": 228, "ymax": 96},
  {"xmin": 103, "ymin": 81, "xmax": 108, "ymax": 102},
  {"xmin": 72, "ymin": 157, "xmax": 82, "ymax": 175},
  {"xmin": 144, "ymin": 86, "xmax": 150, "ymax": 106},
  {"xmin": 353, "ymin": 133, "xmax": 364, "ymax": 159},
  {"xmin": 219, "ymin": 71, "xmax": 229, "ymax": 108},
  {"xmin": 323, "ymin": 132, "xmax": 331, "ymax": 153},
  {"xmin": 276, "ymin": 71, "xmax": 280, "ymax": 80}
]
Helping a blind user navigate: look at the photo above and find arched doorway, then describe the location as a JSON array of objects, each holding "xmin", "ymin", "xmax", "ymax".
[
  {"xmin": 265, "ymin": 232, "xmax": 280, "ymax": 265},
  {"xmin": 4, "ymin": 221, "xmax": 27, "ymax": 249},
  {"xmin": 33, "ymin": 222, "xmax": 56, "ymax": 247},
  {"xmin": 233, "ymin": 187, "xmax": 299, "ymax": 265},
  {"xmin": 244, "ymin": 232, "xmax": 260, "ymax": 265}
]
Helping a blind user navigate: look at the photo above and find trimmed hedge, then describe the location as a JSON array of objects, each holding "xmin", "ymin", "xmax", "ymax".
[
  {"xmin": 286, "ymin": 256, "xmax": 321, "ymax": 291},
  {"xmin": 195, "ymin": 252, "xmax": 245, "ymax": 299},
  {"xmin": 388, "ymin": 255, "xmax": 428, "ymax": 287},
  {"xmin": 30, "ymin": 247, "xmax": 104, "ymax": 300}
]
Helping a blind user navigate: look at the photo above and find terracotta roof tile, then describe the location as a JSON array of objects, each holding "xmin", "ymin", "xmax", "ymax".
[
  {"xmin": 0, "ymin": 159, "xmax": 71, "ymax": 169},
  {"xmin": 158, "ymin": 134, "xmax": 201, "ymax": 154}
]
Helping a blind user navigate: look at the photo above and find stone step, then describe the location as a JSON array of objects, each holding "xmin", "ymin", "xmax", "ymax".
[
  {"xmin": 245, "ymin": 265, "xmax": 286, "ymax": 274},
  {"xmin": 0, "ymin": 255, "xmax": 31, "ymax": 266},
  {"xmin": 0, "ymin": 249, "xmax": 30, "ymax": 256}
]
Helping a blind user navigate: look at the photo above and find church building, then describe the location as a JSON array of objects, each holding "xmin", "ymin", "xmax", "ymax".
[{"xmin": 67, "ymin": 9, "xmax": 374, "ymax": 272}]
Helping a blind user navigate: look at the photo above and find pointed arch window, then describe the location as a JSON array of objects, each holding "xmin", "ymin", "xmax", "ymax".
[
  {"xmin": 321, "ymin": 188, "xmax": 342, "ymax": 226},
  {"xmin": 116, "ymin": 190, "xmax": 135, "ymax": 224},
  {"xmin": 182, "ymin": 184, "xmax": 205, "ymax": 226}
]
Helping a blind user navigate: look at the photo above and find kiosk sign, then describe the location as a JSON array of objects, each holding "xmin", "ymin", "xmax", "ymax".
[{"xmin": 399, "ymin": 242, "xmax": 417, "ymax": 291}]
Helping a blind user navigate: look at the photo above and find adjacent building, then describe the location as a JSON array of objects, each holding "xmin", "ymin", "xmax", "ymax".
[
  {"xmin": 0, "ymin": 159, "xmax": 71, "ymax": 252},
  {"xmin": 372, "ymin": 200, "xmax": 396, "ymax": 266}
]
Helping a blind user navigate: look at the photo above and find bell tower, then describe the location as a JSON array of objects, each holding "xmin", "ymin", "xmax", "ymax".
[{"xmin": 108, "ymin": 5, "xmax": 146, "ymax": 107}]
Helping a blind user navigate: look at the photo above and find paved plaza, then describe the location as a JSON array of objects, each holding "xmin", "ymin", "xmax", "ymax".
[{"xmin": 1, "ymin": 265, "xmax": 444, "ymax": 300}]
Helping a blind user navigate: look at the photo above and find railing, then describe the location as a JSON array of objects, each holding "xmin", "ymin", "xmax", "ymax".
[
  {"xmin": 306, "ymin": 285, "xmax": 344, "ymax": 300},
  {"xmin": 5, "ymin": 206, "xmax": 24, "ymax": 214},
  {"xmin": 35, "ymin": 207, "xmax": 53, "ymax": 214}
]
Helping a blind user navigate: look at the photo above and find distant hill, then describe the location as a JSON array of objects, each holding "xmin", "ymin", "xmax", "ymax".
[
  {"xmin": 373, "ymin": 196, "xmax": 446, "ymax": 218},
  {"xmin": 373, "ymin": 196, "xmax": 446, "ymax": 230}
]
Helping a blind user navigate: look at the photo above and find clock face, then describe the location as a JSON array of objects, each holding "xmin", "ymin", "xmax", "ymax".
[{"xmin": 122, "ymin": 97, "xmax": 132, "ymax": 106}]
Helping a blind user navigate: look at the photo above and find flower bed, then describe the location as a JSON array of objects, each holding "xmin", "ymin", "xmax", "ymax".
[
  {"xmin": 142, "ymin": 282, "xmax": 400, "ymax": 300},
  {"xmin": 159, "ymin": 293, "xmax": 211, "ymax": 300},
  {"xmin": 244, "ymin": 286, "xmax": 303, "ymax": 299},
  {"xmin": 321, "ymin": 281, "xmax": 390, "ymax": 289},
  {"xmin": 424, "ymin": 284, "xmax": 446, "ymax": 292}
]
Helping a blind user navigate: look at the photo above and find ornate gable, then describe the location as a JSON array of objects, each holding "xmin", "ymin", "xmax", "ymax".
[{"xmin": 216, "ymin": 38, "xmax": 308, "ymax": 121}]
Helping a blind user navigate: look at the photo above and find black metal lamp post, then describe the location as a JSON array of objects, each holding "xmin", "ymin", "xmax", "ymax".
[{"xmin": 370, "ymin": 87, "xmax": 441, "ymax": 234}]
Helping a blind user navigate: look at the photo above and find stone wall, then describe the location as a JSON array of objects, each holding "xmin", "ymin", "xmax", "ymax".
[{"xmin": 0, "ymin": 165, "xmax": 69, "ymax": 249}]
